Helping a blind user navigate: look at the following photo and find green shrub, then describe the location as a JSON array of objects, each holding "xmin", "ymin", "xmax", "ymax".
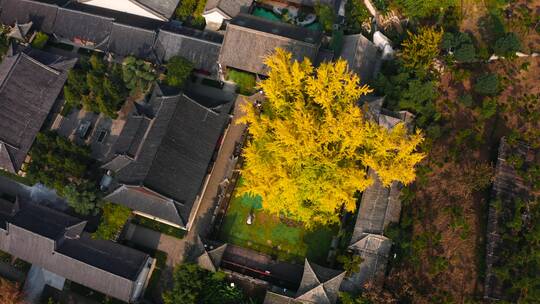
[
  {"xmin": 314, "ymin": 4, "xmax": 335, "ymax": 33},
  {"xmin": 122, "ymin": 56, "xmax": 157, "ymax": 95},
  {"xmin": 474, "ymin": 74, "xmax": 499, "ymax": 96},
  {"xmin": 132, "ymin": 216, "xmax": 186, "ymax": 239},
  {"xmin": 454, "ymin": 43, "xmax": 476, "ymax": 62},
  {"xmin": 175, "ymin": 0, "xmax": 206, "ymax": 29},
  {"xmin": 31, "ymin": 32, "xmax": 49, "ymax": 49},
  {"xmin": 63, "ymin": 54, "xmax": 127, "ymax": 118},
  {"xmin": 166, "ymin": 56, "xmax": 193, "ymax": 88},
  {"xmin": 344, "ymin": 0, "xmax": 370, "ymax": 34},
  {"xmin": 227, "ymin": 69, "xmax": 256, "ymax": 95},
  {"xmin": 458, "ymin": 94, "xmax": 474, "ymax": 107},
  {"xmin": 479, "ymin": 97, "xmax": 498, "ymax": 119},
  {"xmin": 442, "ymin": 32, "xmax": 476, "ymax": 62},
  {"xmin": 163, "ymin": 264, "xmax": 250, "ymax": 304},
  {"xmin": 92, "ymin": 203, "xmax": 131, "ymax": 240},
  {"xmin": 27, "ymin": 131, "xmax": 93, "ymax": 194}
]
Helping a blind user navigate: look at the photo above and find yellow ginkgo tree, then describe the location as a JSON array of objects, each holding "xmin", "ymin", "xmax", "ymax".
[{"xmin": 239, "ymin": 49, "xmax": 425, "ymax": 226}]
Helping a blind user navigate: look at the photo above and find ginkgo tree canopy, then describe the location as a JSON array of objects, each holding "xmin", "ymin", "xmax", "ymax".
[{"xmin": 239, "ymin": 49, "xmax": 425, "ymax": 226}]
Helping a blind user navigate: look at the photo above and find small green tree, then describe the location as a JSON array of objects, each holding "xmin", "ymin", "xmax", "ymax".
[
  {"xmin": 63, "ymin": 54, "xmax": 127, "ymax": 118},
  {"xmin": 166, "ymin": 56, "xmax": 193, "ymax": 88},
  {"xmin": 443, "ymin": 32, "xmax": 477, "ymax": 63},
  {"xmin": 454, "ymin": 43, "xmax": 476, "ymax": 62},
  {"xmin": 175, "ymin": 0, "xmax": 206, "ymax": 28},
  {"xmin": 27, "ymin": 131, "xmax": 93, "ymax": 194},
  {"xmin": 122, "ymin": 56, "xmax": 157, "ymax": 95},
  {"xmin": 315, "ymin": 4, "xmax": 335, "ymax": 33},
  {"xmin": 474, "ymin": 74, "xmax": 499, "ymax": 96},
  {"xmin": 63, "ymin": 184, "xmax": 99, "ymax": 216},
  {"xmin": 337, "ymin": 253, "xmax": 363, "ymax": 276},
  {"xmin": 494, "ymin": 32, "xmax": 521, "ymax": 57},
  {"xmin": 31, "ymin": 32, "xmax": 49, "ymax": 49},
  {"xmin": 344, "ymin": 0, "xmax": 370, "ymax": 34}
]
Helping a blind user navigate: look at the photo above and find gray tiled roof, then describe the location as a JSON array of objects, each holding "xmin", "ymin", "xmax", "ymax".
[
  {"xmin": 104, "ymin": 85, "xmax": 232, "ymax": 226},
  {"xmin": 154, "ymin": 28, "xmax": 222, "ymax": 73},
  {"xmin": 108, "ymin": 22, "xmax": 157, "ymax": 60},
  {"xmin": 0, "ymin": 143, "xmax": 15, "ymax": 174},
  {"xmin": 194, "ymin": 235, "xmax": 227, "ymax": 272},
  {"xmin": 0, "ymin": 197, "xmax": 152, "ymax": 303},
  {"xmin": 135, "ymin": 0, "xmax": 180, "ymax": 19},
  {"xmin": 0, "ymin": 50, "xmax": 75, "ymax": 173},
  {"xmin": 296, "ymin": 260, "xmax": 345, "ymax": 304},
  {"xmin": 340, "ymin": 234, "xmax": 391, "ymax": 292},
  {"xmin": 1, "ymin": 1, "xmax": 223, "ymax": 73},
  {"xmin": 53, "ymin": 7, "xmax": 114, "ymax": 48},
  {"xmin": 105, "ymin": 185, "xmax": 185, "ymax": 226},
  {"xmin": 339, "ymin": 34, "xmax": 380, "ymax": 82},
  {"xmin": 351, "ymin": 169, "xmax": 401, "ymax": 244},
  {"xmin": 219, "ymin": 14, "xmax": 322, "ymax": 75},
  {"xmin": 0, "ymin": 0, "xmax": 59, "ymax": 33},
  {"xmin": 203, "ymin": 0, "xmax": 253, "ymax": 18},
  {"xmin": 264, "ymin": 259, "xmax": 344, "ymax": 304}
]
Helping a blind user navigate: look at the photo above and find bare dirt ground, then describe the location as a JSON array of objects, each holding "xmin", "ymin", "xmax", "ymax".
[{"xmin": 385, "ymin": 3, "xmax": 540, "ymax": 302}]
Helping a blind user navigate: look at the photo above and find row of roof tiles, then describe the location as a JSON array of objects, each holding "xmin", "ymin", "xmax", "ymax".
[
  {"xmin": 0, "ymin": 193, "xmax": 153, "ymax": 303},
  {"xmin": 0, "ymin": 0, "xmax": 223, "ymax": 73},
  {"xmin": 1, "ymin": 0, "xmax": 381, "ymax": 80}
]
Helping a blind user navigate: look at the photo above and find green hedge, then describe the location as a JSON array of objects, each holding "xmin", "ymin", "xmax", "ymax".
[
  {"xmin": 0, "ymin": 169, "xmax": 33, "ymax": 186},
  {"xmin": 132, "ymin": 215, "xmax": 186, "ymax": 239},
  {"xmin": 31, "ymin": 32, "xmax": 49, "ymax": 49}
]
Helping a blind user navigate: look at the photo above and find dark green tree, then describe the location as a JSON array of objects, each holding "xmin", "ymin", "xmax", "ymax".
[
  {"xmin": 27, "ymin": 131, "xmax": 93, "ymax": 195},
  {"xmin": 63, "ymin": 184, "xmax": 99, "ymax": 216},
  {"xmin": 63, "ymin": 54, "xmax": 127, "ymax": 118},
  {"xmin": 494, "ymin": 32, "xmax": 521, "ymax": 57},
  {"xmin": 344, "ymin": 0, "xmax": 370, "ymax": 34},
  {"xmin": 163, "ymin": 264, "xmax": 249, "ymax": 304},
  {"xmin": 442, "ymin": 32, "xmax": 476, "ymax": 63},
  {"xmin": 474, "ymin": 74, "xmax": 499, "ymax": 96}
]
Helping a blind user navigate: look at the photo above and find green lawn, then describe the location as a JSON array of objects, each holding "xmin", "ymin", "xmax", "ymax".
[{"xmin": 218, "ymin": 182, "xmax": 337, "ymax": 264}]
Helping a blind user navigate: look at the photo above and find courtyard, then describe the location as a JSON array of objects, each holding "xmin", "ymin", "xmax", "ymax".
[{"xmin": 218, "ymin": 178, "xmax": 337, "ymax": 265}]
